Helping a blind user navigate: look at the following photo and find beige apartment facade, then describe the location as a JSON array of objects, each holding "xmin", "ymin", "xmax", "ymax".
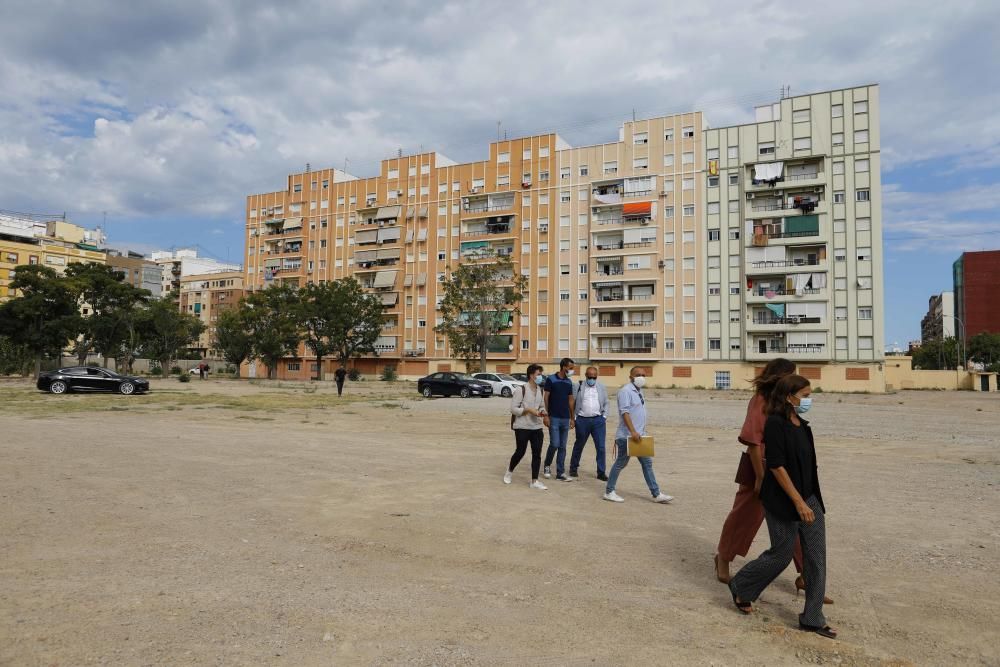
[
  {"xmin": 244, "ymin": 85, "xmax": 885, "ymax": 391},
  {"xmin": 178, "ymin": 271, "xmax": 244, "ymax": 360}
]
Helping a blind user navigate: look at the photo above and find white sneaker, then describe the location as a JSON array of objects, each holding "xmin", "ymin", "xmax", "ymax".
[
  {"xmin": 503, "ymin": 471, "xmax": 513, "ymax": 485},
  {"xmin": 653, "ymin": 494, "xmax": 675, "ymax": 504},
  {"xmin": 530, "ymin": 480, "xmax": 548, "ymax": 490},
  {"xmin": 543, "ymin": 466, "xmax": 552, "ymax": 479},
  {"xmin": 603, "ymin": 491, "xmax": 625, "ymax": 503}
]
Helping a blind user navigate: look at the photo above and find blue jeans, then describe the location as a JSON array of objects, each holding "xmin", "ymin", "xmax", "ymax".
[
  {"xmin": 570, "ymin": 415, "xmax": 607, "ymax": 476},
  {"xmin": 606, "ymin": 437, "xmax": 660, "ymax": 497},
  {"xmin": 544, "ymin": 417, "xmax": 571, "ymax": 476}
]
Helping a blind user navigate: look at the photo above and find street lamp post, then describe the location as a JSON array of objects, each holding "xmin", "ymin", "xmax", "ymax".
[{"xmin": 939, "ymin": 312, "xmax": 967, "ymax": 370}]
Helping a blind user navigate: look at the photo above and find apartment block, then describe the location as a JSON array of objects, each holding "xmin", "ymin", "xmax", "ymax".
[
  {"xmin": 106, "ymin": 249, "xmax": 163, "ymax": 298},
  {"xmin": 178, "ymin": 271, "xmax": 245, "ymax": 359},
  {"xmin": 152, "ymin": 249, "xmax": 241, "ymax": 296},
  {"xmin": 953, "ymin": 249, "xmax": 1000, "ymax": 338},
  {"xmin": 921, "ymin": 291, "xmax": 955, "ymax": 342},
  {"xmin": 244, "ymin": 85, "xmax": 885, "ymax": 390},
  {"xmin": 0, "ymin": 214, "xmax": 107, "ymax": 300}
]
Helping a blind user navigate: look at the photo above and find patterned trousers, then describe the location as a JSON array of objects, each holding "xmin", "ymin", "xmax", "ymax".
[{"xmin": 729, "ymin": 495, "xmax": 827, "ymax": 628}]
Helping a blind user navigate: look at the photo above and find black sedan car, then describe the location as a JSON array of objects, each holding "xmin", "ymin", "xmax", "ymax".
[
  {"xmin": 417, "ymin": 372, "xmax": 493, "ymax": 398},
  {"xmin": 37, "ymin": 366, "xmax": 150, "ymax": 395}
]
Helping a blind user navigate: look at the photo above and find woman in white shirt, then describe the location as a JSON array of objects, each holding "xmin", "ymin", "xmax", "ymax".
[{"xmin": 505, "ymin": 364, "xmax": 548, "ymax": 489}]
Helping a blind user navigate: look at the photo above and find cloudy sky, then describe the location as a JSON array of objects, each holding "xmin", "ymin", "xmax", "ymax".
[{"xmin": 1, "ymin": 0, "xmax": 999, "ymax": 346}]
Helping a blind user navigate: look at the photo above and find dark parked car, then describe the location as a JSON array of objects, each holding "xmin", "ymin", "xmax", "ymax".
[
  {"xmin": 37, "ymin": 366, "xmax": 150, "ymax": 395},
  {"xmin": 417, "ymin": 372, "xmax": 493, "ymax": 398},
  {"xmin": 511, "ymin": 372, "xmax": 529, "ymax": 383}
]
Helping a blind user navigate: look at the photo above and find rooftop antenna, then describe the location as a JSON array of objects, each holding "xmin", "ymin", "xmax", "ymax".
[
  {"xmin": 632, "ymin": 108, "xmax": 636, "ymax": 122},
  {"xmin": 397, "ymin": 148, "xmax": 402, "ymax": 158},
  {"xmin": 306, "ymin": 162, "xmax": 311, "ymax": 173},
  {"xmin": 343, "ymin": 157, "xmax": 349, "ymax": 174},
  {"xmin": 497, "ymin": 120, "xmax": 501, "ymax": 143}
]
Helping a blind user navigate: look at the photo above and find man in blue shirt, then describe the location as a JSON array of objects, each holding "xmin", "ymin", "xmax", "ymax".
[
  {"xmin": 604, "ymin": 366, "xmax": 674, "ymax": 503},
  {"xmin": 542, "ymin": 357, "xmax": 576, "ymax": 481}
]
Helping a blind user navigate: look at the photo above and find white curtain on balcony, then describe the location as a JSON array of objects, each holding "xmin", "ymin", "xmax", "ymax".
[
  {"xmin": 811, "ymin": 273, "xmax": 827, "ymax": 289},
  {"xmin": 753, "ymin": 162, "xmax": 784, "ymax": 180},
  {"xmin": 792, "ymin": 273, "xmax": 811, "ymax": 293}
]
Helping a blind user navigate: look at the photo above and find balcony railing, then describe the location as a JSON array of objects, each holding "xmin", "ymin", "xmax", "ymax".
[
  {"xmin": 596, "ymin": 218, "xmax": 624, "ymax": 226},
  {"xmin": 595, "ymin": 346, "xmax": 653, "ymax": 354},
  {"xmin": 594, "ymin": 268, "xmax": 625, "ymax": 275},
  {"xmin": 749, "ymin": 259, "xmax": 821, "ymax": 269},
  {"xmin": 754, "ymin": 344, "xmax": 826, "ymax": 354},
  {"xmin": 595, "ymin": 294, "xmax": 653, "ymax": 302},
  {"xmin": 750, "ymin": 287, "xmax": 822, "ymax": 297},
  {"xmin": 463, "ymin": 225, "xmax": 512, "ymax": 236},
  {"xmin": 623, "ymin": 189, "xmax": 654, "ymax": 197},
  {"xmin": 751, "ymin": 315, "xmax": 824, "ymax": 325},
  {"xmin": 750, "ymin": 201, "xmax": 819, "ymax": 213},
  {"xmin": 597, "ymin": 320, "xmax": 656, "ymax": 328},
  {"xmin": 759, "ymin": 229, "xmax": 821, "ymax": 240},
  {"xmin": 465, "ymin": 203, "xmax": 514, "ymax": 214}
]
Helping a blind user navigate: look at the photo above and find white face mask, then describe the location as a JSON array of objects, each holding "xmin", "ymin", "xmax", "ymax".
[
  {"xmin": 565, "ymin": 369, "xmax": 574, "ymax": 377},
  {"xmin": 632, "ymin": 376, "xmax": 646, "ymax": 389}
]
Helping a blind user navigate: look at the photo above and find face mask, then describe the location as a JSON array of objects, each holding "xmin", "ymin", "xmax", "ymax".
[
  {"xmin": 794, "ymin": 396, "xmax": 812, "ymax": 414},
  {"xmin": 565, "ymin": 369, "xmax": 575, "ymax": 377},
  {"xmin": 586, "ymin": 378, "xmax": 597, "ymax": 387},
  {"xmin": 534, "ymin": 375, "xmax": 545, "ymax": 386},
  {"xmin": 633, "ymin": 376, "xmax": 646, "ymax": 389}
]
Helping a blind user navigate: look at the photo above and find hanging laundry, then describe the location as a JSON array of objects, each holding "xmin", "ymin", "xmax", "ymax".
[{"xmin": 765, "ymin": 303, "xmax": 785, "ymax": 318}]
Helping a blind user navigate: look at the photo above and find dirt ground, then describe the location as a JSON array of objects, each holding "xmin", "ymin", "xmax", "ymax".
[{"xmin": 0, "ymin": 377, "xmax": 997, "ymax": 666}]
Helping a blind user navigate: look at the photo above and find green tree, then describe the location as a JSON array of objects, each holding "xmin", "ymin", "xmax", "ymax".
[
  {"xmin": 242, "ymin": 284, "xmax": 302, "ymax": 379},
  {"xmin": 435, "ymin": 253, "xmax": 527, "ymax": 373},
  {"xmin": 138, "ymin": 297, "xmax": 206, "ymax": 373},
  {"xmin": 213, "ymin": 306, "xmax": 254, "ymax": 378},
  {"xmin": 968, "ymin": 332, "xmax": 1000, "ymax": 372},
  {"xmin": 911, "ymin": 337, "xmax": 961, "ymax": 370},
  {"xmin": 0, "ymin": 335, "xmax": 33, "ymax": 376},
  {"xmin": 65, "ymin": 263, "xmax": 151, "ymax": 370},
  {"xmin": 299, "ymin": 278, "xmax": 384, "ymax": 379},
  {"xmin": 0, "ymin": 265, "xmax": 81, "ymax": 377}
]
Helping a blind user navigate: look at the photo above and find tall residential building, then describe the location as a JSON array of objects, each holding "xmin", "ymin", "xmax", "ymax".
[
  {"xmin": 953, "ymin": 249, "xmax": 1000, "ymax": 338},
  {"xmin": 106, "ymin": 250, "xmax": 163, "ymax": 298},
  {"xmin": 151, "ymin": 249, "xmax": 241, "ymax": 296},
  {"xmin": 244, "ymin": 84, "xmax": 885, "ymax": 390},
  {"xmin": 920, "ymin": 291, "xmax": 955, "ymax": 342},
  {"xmin": 0, "ymin": 214, "xmax": 107, "ymax": 300},
  {"xmin": 178, "ymin": 271, "xmax": 245, "ymax": 359}
]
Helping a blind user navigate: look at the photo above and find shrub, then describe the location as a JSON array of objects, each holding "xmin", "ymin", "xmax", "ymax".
[
  {"xmin": 170, "ymin": 365, "xmax": 182, "ymax": 375},
  {"xmin": 178, "ymin": 373, "xmax": 191, "ymax": 383},
  {"xmin": 347, "ymin": 367, "xmax": 361, "ymax": 381},
  {"xmin": 381, "ymin": 366, "xmax": 398, "ymax": 382},
  {"xmin": 150, "ymin": 366, "xmax": 163, "ymax": 376}
]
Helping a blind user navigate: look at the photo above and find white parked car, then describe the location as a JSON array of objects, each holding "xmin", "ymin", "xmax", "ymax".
[{"xmin": 472, "ymin": 372, "xmax": 526, "ymax": 398}]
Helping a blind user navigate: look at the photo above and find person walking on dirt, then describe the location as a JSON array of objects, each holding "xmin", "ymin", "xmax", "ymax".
[
  {"xmin": 728, "ymin": 374, "xmax": 836, "ymax": 640},
  {"xmin": 568, "ymin": 366, "xmax": 608, "ymax": 481},
  {"xmin": 603, "ymin": 367, "xmax": 673, "ymax": 504},
  {"xmin": 505, "ymin": 364, "xmax": 548, "ymax": 490},
  {"xmin": 542, "ymin": 357, "xmax": 576, "ymax": 482},
  {"xmin": 334, "ymin": 367, "xmax": 347, "ymax": 396}
]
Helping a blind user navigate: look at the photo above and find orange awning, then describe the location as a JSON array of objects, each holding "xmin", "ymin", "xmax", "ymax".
[{"xmin": 622, "ymin": 202, "xmax": 652, "ymax": 217}]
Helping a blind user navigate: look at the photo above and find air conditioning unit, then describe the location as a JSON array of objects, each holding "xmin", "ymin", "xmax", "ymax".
[
  {"xmin": 639, "ymin": 219, "xmax": 650, "ymax": 225},
  {"xmin": 657, "ymin": 260, "xmax": 666, "ymax": 268},
  {"xmin": 746, "ymin": 193, "xmax": 756, "ymax": 200},
  {"xmin": 813, "ymin": 187, "xmax": 823, "ymax": 193}
]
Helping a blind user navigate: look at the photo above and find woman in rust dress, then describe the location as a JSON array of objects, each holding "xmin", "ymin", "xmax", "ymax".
[{"xmin": 715, "ymin": 358, "xmax": 828, "ymax": 601}]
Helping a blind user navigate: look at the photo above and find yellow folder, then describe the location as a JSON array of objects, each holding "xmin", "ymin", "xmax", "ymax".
[{"xmin": 627, "ymin": 435, "xmax": 655, "ymax": 457}]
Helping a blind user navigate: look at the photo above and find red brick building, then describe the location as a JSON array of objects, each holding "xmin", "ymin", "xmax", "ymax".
[{"xmin": 953, "ymin": 250, "xmax": 1000, "ymax": 338}]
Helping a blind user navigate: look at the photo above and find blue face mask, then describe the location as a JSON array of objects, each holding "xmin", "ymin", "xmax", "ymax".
[
  {"xmin": 586, "ymin": 378, "xmax": 597, "ymax": 387},
  {"xmin": 794, "ymin": 397, "xmax": 812, "ymax": 414},
  {"xmin": 534, "ymin": 375, "xmax": 545, "ymax": 386}
]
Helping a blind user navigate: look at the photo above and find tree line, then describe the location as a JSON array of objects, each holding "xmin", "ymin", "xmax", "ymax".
[{"xmin": 911, "ymin": 334, "xmax": 1000, "ymax": 373}]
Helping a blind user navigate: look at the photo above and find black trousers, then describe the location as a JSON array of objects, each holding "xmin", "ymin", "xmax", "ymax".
[
  {"xmin": 510, "ymin": 428, "xmax": 544, "ymax": 480},
  {"xmin": 336, "ymin": 379, "xmax": 345, "ymax": 396}
]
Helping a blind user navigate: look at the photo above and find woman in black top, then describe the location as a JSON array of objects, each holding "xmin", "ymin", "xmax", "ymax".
[{"xmin": 728, "ymin": 374, "xmax": 836, "ymax": 639}]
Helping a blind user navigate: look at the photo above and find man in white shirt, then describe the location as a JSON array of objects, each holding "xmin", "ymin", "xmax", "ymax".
[{"xmin": 568, "ymin": 366, "xmax": 609, "ymax": 481}]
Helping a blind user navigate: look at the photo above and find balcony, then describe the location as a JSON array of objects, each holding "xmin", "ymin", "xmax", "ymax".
[
  {"xmin": 592, "ymin": 291, "xmax": 657, "ymax": 308},
  {"xmin": 746, "ymin": 159, "xmax": 825, "ymax": 191},
  {"xmin": 590, "ymin": 334, "xmax": 659, "ymax": 360},
  {"xmin": 745, "ymin": 286, "xmax": 824, "ymax": 303},
  {"xmin": 746, "ymin": 248, "xmax": 827, "ymax": 275},
  {"xmin": 592, "ymin": 240, "xmax": 654, "ymax": 254},
  {"xmin": 747, "ymin": 312, "xmax": 827, "ymax": 332},
  {"xmin": 746, "ymin": 343, "xmax": 829, "ymax": 361},
  {"xmin": 462, "ymin": 194, "xmax": 515, "ymax": 218},
  {"xmin": 746, "ymin": 195, "xmax": 827, "ymax": 220},
  {"xmin": 462, "ymin": 215, "xmax": 516, "ymax": 238}
]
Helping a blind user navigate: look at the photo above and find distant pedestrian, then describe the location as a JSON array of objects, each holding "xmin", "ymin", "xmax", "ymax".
[
  {"xmin": 568, "ymin": 366, "xmax": 608, "ymax": 481},
  {"xmin": 198, "ymin": 362, "xmax": 206, "ymax": 380},
  {"xmin": 505, "ymin": 364, "xmax": 548, "ymax": 490},
  {"xmin": 542, "ymin": 357, "xmax": 576, "ymax": 482},
  {"xmin": 334, "ymin": 366, "xmax": 347, "ymax": 396},
  {"xmin": 603, "ymin": 367, "xmax": 673, "ymax": 504},
  {"xmin": 728, "ymin": 374, "xmax": 836, "ymax": 639}
]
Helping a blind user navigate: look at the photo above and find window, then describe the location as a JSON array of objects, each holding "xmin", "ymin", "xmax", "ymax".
[
  {"xmin": 682, "ymin": 126, "xmax": 694, "ymax": 138},
  {"xmin": 453, "ymin": 181, "xmax": 460, "ymax": 192},
  {"xmin": 663, "ymin": 154, "xmax": 674, "ymax": 167},
  {"xmin": 835, "ymin": 307, "xmax": 848, "ymax": 321},
  {"xmin": 854, "ymin": 100, "xmax": 868, "ymax": 114},
  {"xmin": 730, "ymin": 342, "xmax": 741, "ymax": 350},
  {"xmin": 558, "ymin": 339, "xmax": 570, "ymax": 351},
  {"xmin": 560, "ymin": 290, "xmax": 570, "ymax": 301},
  {"xmin": 793, "ymin": 138, "xmax": 811, "ymax": 151},
  {"xmin": 708, "ymin": 283, "xmax": 721, "ymax": 295},
  {"xmin": 522, "ymin": 148, "xmax": 532, "ymax": 160},
  {"xmin": 730, "ymin": 284, "xmax": 740, "ymax": 295},
  {"xmin": 834, "ymin": 249, "xmax": 847, "ymax": 261},
  {"xmin": 408, "ymin": 188, "xmax": 416, "ymax": 197},
  {"xmin": 560, "ymin": 191, "xmax": 571, "ymax": 203},
  {"xmin": 293, "ymin": 183, "xmax": 302, "ymax": 193},
  {"xmin": 855, "ymin": 158, "xmax": 870, "ymax": 173},
  {"xmin": 834, "ymin": 220, "xmax": 846, "ymax": 233},
  {"xmin": 664, "ymin": 232, "xmax": 675, "ymax": 244},
  {"xmin": 707, "ymin": 256, "xmax": 721, "ymax": 268},
  {"xmin": 858, "ymin": 307, "xmax": 873, "ymax": 320},
  {"xmin": 834, "ymin": 191, "xmax": 846, "ymax": 204},
  {"xmin": 728, "ymin": 146, "xmax": 738, "ymax": 160},
  {"xmin": 758, "ymin": 141, "xmax": 775, "ymax": 155},
  {"xmin": 832, "ymin": 104, "xmax": 844, "ymax": 118},
  {"xmin": 836, "ymin": 336, "xmax": 848, "ymax": 350},
  {"xmin": 683, "ymin": 310, "xmax": 695, "ymax": 323},
  {"xmin": 522, "ymin": 243, "xmax": 531, "ymax": 254},
  {"xmin": 663, "ymin": 311, "xmax": 675, "ymax": 324},
  {"xmin": 728, "ymin": 229, "xmax": 740, "ymax": 240},
  {"xmin": 633, "ymin": 157, "xmax": 648, "ymax": 170},
  {"xmin": 498, "ymin": 151, "xmax": 510, "ymax": 163},
  {"xmin": 559, "ymin": 239, "xmax": 570, "ymax": 251},
  {"xmin": 603, "ymin": 161, "xmax": 618, "ymax": 174},
  {"xmin": 683, "ymin": 205, "xmax": 695, "ymax": 216},
  {"xmin": 538, "ymin": 242, "xmax": 548, "ymax": 253},
  {"xmin": 708, "ymin": 310, "xmax": 721, "ymax": 323},
  {"xmin": 729, "ymin": 173, "xmax": 738, "ymax": 185},
  {"xmin": 539, "ymin": 170, "xmax": 549, "ymax": 182},
  {"xmin": 560, "ymin": 264, "xmax": 570, "ymax": 275},
  {"xmin": 682, "ymin": 257, "xmax": 695, "ymax": 270},
  {"xmin": 728, "ymin": 255, "xmax": 740, "ymax": 267},
  {"xmin": 793, "ymin": 109, "xmax": 810, "ymax": 123},
  {"xmin": 856, "ymin": 189, "xmax": 870, "ymax": 202},
  {"xmin": 496, "ymin": 176, "xmax": 509, "ymax": 188},
  {"xmin": 663, "ymin": 180, "xmax": 674, "ymax": 193},
  {"xmin": 662, "ymin": 259, "xmax": 675, "ymax": 270},
  {"xmin": 707, "ymin": 203, "xmax": 720, "ymax": 215},
  {"xmin": 682, "ymin": 231, "xmax": 695, "ymax": 242},
  {"xmin": 709, "ymin": 339, "xmax": 722, "ymax": 351},
  {"xmin": 682, "ymin": 178, "xmax": 694, "ymax": 190},
  {"xmin": 681, "ymin": 151, "xmax": 694, "ymax": 165},
  {"xmin": 858, "ymin": 337, "xmax": 874, "ymax": 350},
  {"xmin": 728, "ymin": 201, "xmax": 739, "ymax": 213},
  {"xmin": 857, "ymin": 247, "xmax": 872, "ymax": 261},
  {"xmin": 708, "ymin": 229, "xmax": 720, "ymax": 241},
  {"xmin": 706, "ymin": 148, "xmax": 720, "ymax": 160},
  {"xmin": 537, "ymin": 340, "xmax": 548, "ymax": 351},
  {"xmin": 408, "ymin": 166, "xmax": 417, "ymax": 177},
  {"xmin": 683, "ymin": 284, "xmax": 695, "ymax": 297},
  {"xmin": 707, "ymin": 176, "xmax": 719, "ymax": 188},
  {"xmin": 322, "ymin": 179, "xmax": 329, "ymax": 189},
  {"xmin": 833, "ymin": 161, "xmax": 845, "ymax": 175},
  {"xmin": 664, "ymin": 129, "xmax": 673, "ymax": 141},
  {"xmin": 854, "ymin": 130, "xmax": 869, "ymax": 144},
  {"xmin": 287, "ymin": 362, "xmax": 301, "ymax": 371},
  {"xmin": 683, "ymin": 339, "xmax": 696, "ymax": 350},
  {"xmin": 560, "ymin": 167, "xmax": 571, "ymax": 179},
  {"xmin": 579, "ymin": 264, "xmax": 587, "ymax": 274},
  {"xmin": 579, "ymin": 165, "xmax": 588, "ymax": 176},
  {"xmin": 521, "ymin": 339, "xmax": 530, "ymax": 350},
  {"xmin": 539, "ymin": 146, "xmax": 549, "ymax": 158},
  {"xmin": 856, "ymin": 217, "xmax": 871, "ymax": 231},
  {"xmin": 559, "ymin": 314, "xmax": 569, "ymax": 325},
  {"xmin": 578, "ymin": 338, "xmax": 588, "ymax": 351},
  {"xmin": 835, "ymin": 277, "xmax": 847, "ymax": 290},
  {"xmin": 578, "ymin": 238, "xmax": 588, "ymax": 250},
  {"xmin": 664, "ymin": 285, "xmax": 675, "ymax": 297},
  {"xmin": 538, "ymin": 193, "xmax": 549, "ymax": 204},
  {"xmin": 664, "ymin": 206, "xmax": 674, "ymax": 218}
]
